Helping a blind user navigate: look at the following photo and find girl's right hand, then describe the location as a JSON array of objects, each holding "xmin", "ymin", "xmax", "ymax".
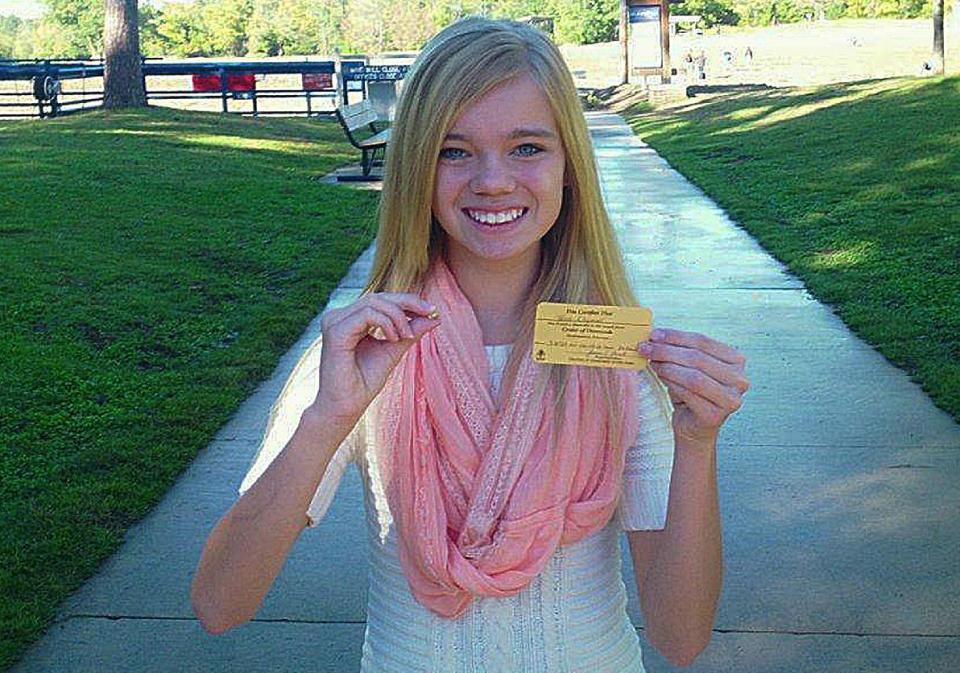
[{"xmin": 310, "ymin": 293, "xmax": 440, "ymax": 424}]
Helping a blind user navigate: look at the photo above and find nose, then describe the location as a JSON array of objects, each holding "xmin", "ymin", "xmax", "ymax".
[{"xmin": 469, "ymin": 153, "xmax": 515, "ymax": 194}]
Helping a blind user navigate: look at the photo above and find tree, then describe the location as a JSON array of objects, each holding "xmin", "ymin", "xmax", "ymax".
[
  {"xmin": 103, "ymin": 0, "xmax": 147, "ymax": 108},
  {"xmin": 0, "ymin": 15, "xmax": 22, "ymax": 58},
  {"xmin": 41, "ymin": 0, "xmax": 104, "ymax": 56},
  {"xmin": 204, "ymin": 0, "xmax": 255, "ymax": 55},
  {"xmin": 342, "ymin": 0, "xmax": 391, "ymax": 53},
  {"xmin": 673, "ymin": 0, "xmax": 741, "ymax": 27},
  {"xmin": 137, "ymin": 4, "xmax": 165, "ymax": 57},
  {"xmin": 384, "ymin": 0, "xmax": 438, "ymax": 50},
  {"xmin": 155, "ymin": 1, "xmax": 215, "ymax": 57},
  {"xmin": 248, "ymin": 0, "xmax": 346, "ymax": 57},
  {"xmin": 931, "ymin": 0, "xmax": 945, "ymax": 74}
]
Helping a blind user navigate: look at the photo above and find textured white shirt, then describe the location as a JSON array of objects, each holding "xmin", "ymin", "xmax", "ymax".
[{"xmin": 239, "ymin": 340, "xmax": 675, "ymax": 673}]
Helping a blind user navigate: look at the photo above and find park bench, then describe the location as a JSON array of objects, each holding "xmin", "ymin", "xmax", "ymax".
[{"xmin": 334, "ymin": 99, "xmax": 390, "ymax": 177}]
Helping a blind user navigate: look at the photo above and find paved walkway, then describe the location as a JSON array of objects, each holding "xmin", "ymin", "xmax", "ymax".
[{"xmin": 12, "ymin": 112, "xmax": 960, "ymax": 673}]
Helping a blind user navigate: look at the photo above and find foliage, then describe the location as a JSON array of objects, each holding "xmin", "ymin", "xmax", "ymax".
[
  {"xmin": 0, "ymin": 2, "xmax": 161, "ymax": 59},
  {"xmin": 41, "ymin": 0, "xmax": 103, "ymax": 56},
  {"xmin": 153, "ymin": 0, "xmax": 254, "ymax": 57},
  {"xmin": 0, "ymin": 0, "xmax": 956, "ymax": 57},
  {"xmin": 726, "ymin": 0, "xmax": 937, "ymax": 25},
  {"xmin": 204, "ymin": 0, "xmax": 255, "ymax": 56},
  {"xmin": 548, "ymin": 0, "xmax": 620, "ymax": 43},
  {"xmin": 673, "ymin": 0, "xmax": 742, "ymax": 27},
  {"xmin": 0, "ymin": 15, "xmax": 20, "ymax": 58},
  {"xmin": 0, "ymin": 0, "xmax": 619, "ymax": 58},
  {"xmin": 247, "ymin": 0, "xmax": 346, "ymax": 56}
]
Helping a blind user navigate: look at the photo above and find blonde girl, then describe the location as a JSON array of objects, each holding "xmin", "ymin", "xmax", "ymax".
[{"xmin": 192, "ymin": 16, "xmax": 749, "ymax": 672}]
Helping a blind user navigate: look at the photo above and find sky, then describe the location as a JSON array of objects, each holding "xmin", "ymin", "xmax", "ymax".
[{"xmin": 0, "ymin": 0, "xmax": 44, "ymax": 19}]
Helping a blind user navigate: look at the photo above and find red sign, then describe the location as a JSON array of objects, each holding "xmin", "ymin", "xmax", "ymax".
[
  {"xmin": 227, "ymin": 74, "xmax": 256, "ymax": 91},
  {"xmin": 302, "ymin": 72, "xmax": 333, "ymax": 91},
  {"xmin": 191, "ymin": 74, "xmax": 221, "ymax": 92},
  {"xmin": 191, "ymin": 73, "xmax": 256, "ymax": 92}
]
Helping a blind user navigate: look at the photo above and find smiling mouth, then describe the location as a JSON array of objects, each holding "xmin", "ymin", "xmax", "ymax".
[{"xmin": 463, "ymin": 207, "xmax": 528, "ymax": 226}]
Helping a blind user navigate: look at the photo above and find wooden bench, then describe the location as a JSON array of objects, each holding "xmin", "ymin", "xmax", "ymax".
[{"xmin": 334, "ymin": 99, "xmax": 391, "ymax": 177}]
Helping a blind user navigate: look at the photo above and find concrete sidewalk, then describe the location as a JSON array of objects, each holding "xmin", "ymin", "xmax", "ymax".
[{"xmin": 12, "ymin": 112, "xmax": 960, "ymax": 673}]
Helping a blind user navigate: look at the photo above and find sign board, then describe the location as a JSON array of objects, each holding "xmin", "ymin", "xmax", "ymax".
[
  {"xmin": 227, "ymin": 74, "xmax": 256, "ymax": 91},
  {"xmin": 341, "ymin": 63, "xmax": 410, "ymax": 82},
  {"xmin": 628, "ymin": 5, "xmax": 662, "ymax": 70},
  {"xmin": 191, "ymin": 74, "xmax": 220, "ymax": 92},
  {"xmin": 302, "ymin": 72, "xmax": 333, "ymax": 91},
  {"xmin": 340, "ymin": 60, "xmax": 365, "ymax": 91},
  {"xmin": 191, "ymin": 73, "xmax": 256, "ymax": 92}
]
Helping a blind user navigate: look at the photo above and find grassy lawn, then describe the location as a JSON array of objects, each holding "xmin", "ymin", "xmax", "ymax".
[
  {"xmin": 0, "ymin": 107, "xmax": 379, "ymax": 670},
  {"xmin": 613, "ymin": 75, "xmax": 960, "ymax": 423}
]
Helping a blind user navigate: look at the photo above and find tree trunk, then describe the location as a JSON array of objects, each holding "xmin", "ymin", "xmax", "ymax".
[
  {"xmin": 931, "ymin": 0, "xmax": 945, "ymax": 75},
  {"xmin": 620, "ymin": 0, "xmax": 628, "ymax": 85},
  {"xmin": 103, "ymin": 0, "xmax": 146, "ymax": 108}
]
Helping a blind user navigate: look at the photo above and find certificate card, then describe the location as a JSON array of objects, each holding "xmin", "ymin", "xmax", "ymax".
[{"xmin": 533, "ymin": 302, "xmax": 653, "ymax": 370}]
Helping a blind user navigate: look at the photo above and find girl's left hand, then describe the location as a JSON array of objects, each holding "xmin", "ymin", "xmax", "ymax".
[{"xmin": 638, "ymin": 327, "xmax": 750, "ymax": 450}]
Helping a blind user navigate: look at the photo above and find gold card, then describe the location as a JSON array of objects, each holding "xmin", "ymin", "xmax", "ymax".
[{"xmin": 533, "ymin": 302, "xmax": 653, "ymax": 370}]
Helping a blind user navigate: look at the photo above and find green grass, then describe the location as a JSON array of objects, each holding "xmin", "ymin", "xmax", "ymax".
[
  {"xmin": 618, "ymin": 75, "xmax": 960, "ymax": 423},
  {"xmin": 0, "ymin": 107, "xmax": 379, "ymax": 670}
]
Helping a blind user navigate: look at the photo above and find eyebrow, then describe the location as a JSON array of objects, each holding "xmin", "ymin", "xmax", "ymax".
[{"xmin": 444, "ymin": 128, "xmax": 559, "ymax": 142}]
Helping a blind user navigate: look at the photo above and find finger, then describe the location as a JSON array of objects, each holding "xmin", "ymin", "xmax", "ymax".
[
  {"xmin": 340, "ymin": 293, "xmax": 439, "ymax": 339},
  {"xmin": 640, "ymin": 341, "xmax": 749, "ymax": 394},
  {"xmin": 368, "ymin": 292, "xmax": 438, "ymax": 319},
  {"xmin": 659, "ymin": 375, "xmax": 727, "ymax": 428},
  {"xmin": 651, "ymin": 361, "xmax": 742, "ymax": 413},
  {"xmin": 648, "ymin": 328, "xmax": 746, "ymax": 366},
  {"xmin": 337, "ymin": 306, "xmax": 404, "ymax": 348},
  {"xmin": 365, "ymin": 295, "xmax": 418, "ymax": 340},
  {"xmin": 338, "ymin": 293, "xmax": 433, "ymax": 323},
  {"xmin": 364, "ymin": 312, "xmax": 442, "ymax": 364},
  {"xmin": 407, "ymin": 313, "xmax": 442, "ymax": 340}
]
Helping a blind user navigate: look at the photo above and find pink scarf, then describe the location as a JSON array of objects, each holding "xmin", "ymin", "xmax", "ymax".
[{"xmin": 375, "ymin": 259, "xmax": 640, "ymax": 618}]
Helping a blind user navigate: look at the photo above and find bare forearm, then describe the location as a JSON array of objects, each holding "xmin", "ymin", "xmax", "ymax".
[
  {"xmin": 639, "ymin": 438, "xmax": 723, "ymax": 664},
  {"xmin": 190, "ymin": 407, "xmax": 352, "ymax": 634}
]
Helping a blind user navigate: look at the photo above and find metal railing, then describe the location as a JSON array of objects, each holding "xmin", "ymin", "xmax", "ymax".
[{"xmin": 0, "ymin": 57, "xmax": 370, "ymax": 120}]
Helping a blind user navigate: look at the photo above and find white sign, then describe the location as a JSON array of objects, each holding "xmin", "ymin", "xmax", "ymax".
[{"xmin": 629, "ymin": 5, "xmax": 662, "ymax": 70}]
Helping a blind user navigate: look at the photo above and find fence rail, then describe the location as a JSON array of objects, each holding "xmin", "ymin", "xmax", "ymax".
[{"xmin": 0, "ymin": 57, "xmax": 373, "ymax": 120}]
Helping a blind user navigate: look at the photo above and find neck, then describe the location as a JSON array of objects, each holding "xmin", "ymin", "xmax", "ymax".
[{"xmin": 444, "ymin": 246, "xmax": 541, "ymax": 346}]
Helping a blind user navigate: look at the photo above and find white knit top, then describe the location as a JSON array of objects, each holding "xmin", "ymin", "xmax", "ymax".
[{"xmin": 239, "ymin": 341, "xmax": 675, "ymax": 673}]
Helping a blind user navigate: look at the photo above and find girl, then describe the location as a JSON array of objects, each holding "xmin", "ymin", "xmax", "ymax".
[{"xmin": 192, "ymin": 16, "xmax": 749, "ymax": 672}]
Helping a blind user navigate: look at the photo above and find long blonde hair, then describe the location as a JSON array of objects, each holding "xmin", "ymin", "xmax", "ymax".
[
  {"xmin": 243, "ymin": 18, "xmax": 667, "ymax": 507},
  {"xmin": 366, "ymin": 16, "xmax": 642, "ymax": 442}
]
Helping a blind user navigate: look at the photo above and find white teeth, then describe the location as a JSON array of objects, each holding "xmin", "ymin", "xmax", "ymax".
[{"xmin": 467, "ymin": 208, "xmax": 524, "ymax": 225}]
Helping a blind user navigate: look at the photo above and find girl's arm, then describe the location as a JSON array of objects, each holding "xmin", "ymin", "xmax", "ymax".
[
  {"xmin": 191, "ymin": 292, "xmax": 441, "ymax": 635},
  {"xmin": 628, "ymin": 327, "xmax": 749, "ymax": 666},
  {"xmin": 627, "ymin": 435, "xmax": 722, "ymax": 667},
  {"xmin": 190, "ymin": 407, "xmax": 352, "ymax": 635}
]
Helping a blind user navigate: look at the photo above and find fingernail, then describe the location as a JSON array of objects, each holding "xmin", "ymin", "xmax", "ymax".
[{"xmin": 638, "ymin": 342, "xmax": 651, "ymax": 353}]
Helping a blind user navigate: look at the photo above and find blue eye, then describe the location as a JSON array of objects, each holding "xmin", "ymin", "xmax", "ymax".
[
  {"xmin": 439, "ymin": 147, "xmax": 467, "ymax": 160},
  {"xmin": 514, "ymin": 144, "xmax": 543, "ymax": 157}
]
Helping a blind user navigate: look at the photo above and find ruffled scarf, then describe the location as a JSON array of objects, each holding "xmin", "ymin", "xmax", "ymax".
[{"xmin": 375, "ymin": 259, "xmax": 640, "ymax": 618}]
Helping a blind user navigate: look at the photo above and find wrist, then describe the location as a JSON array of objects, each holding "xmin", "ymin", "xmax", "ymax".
[
  {"xmin": 300, "ymin": 404, "xmax": 359, "ymax": 449},
  {"xmin": 675, "ymin": 428, "xmax": 719, "ymax": 454}
]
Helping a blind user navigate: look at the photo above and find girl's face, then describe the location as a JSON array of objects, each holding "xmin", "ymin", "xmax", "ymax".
[{"xmin": 431, "ymin": 73, "xmax": 567, "ymax": 272}]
